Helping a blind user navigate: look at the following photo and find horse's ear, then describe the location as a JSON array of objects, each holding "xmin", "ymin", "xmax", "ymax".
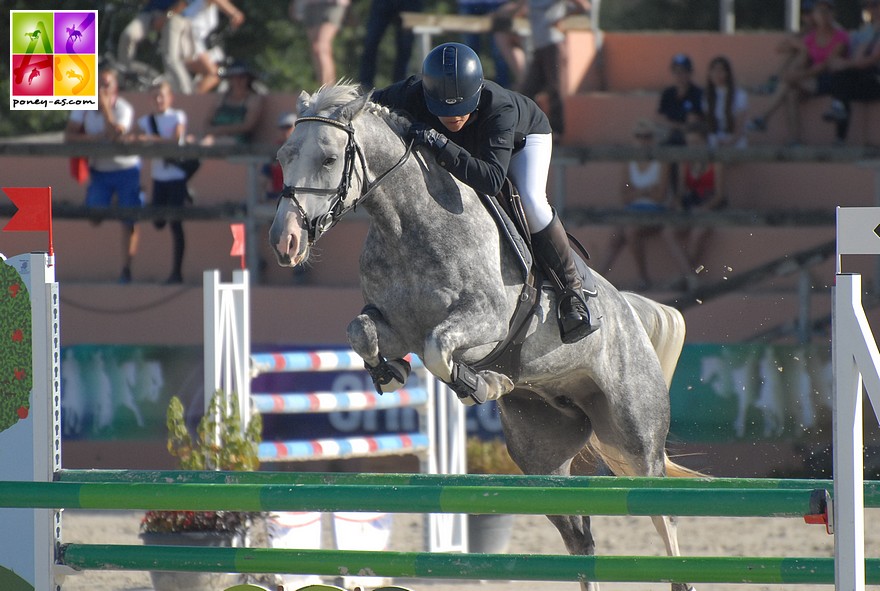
[
  {"xmin": 338, "ymin": 92, "xmax": 371, "ymax": 125},
  {"xmin": 297, "ymin": 90, "xmax": 311, "ymax": 113}
]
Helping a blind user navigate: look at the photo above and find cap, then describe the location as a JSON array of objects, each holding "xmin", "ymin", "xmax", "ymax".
[
  {"xmin": 223, "ymin": 60, "xmax": 256, "ymax": 79},
  {"xmin": 671, "ymin": 53, "xmax": 693, "ymax": 72},
  {"xmin": 277, "ymin": 112, "xmax": 297, "ymax": 128}
]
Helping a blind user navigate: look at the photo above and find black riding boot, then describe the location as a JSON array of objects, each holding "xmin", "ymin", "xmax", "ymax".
[{"xmin": 531, "ymin": 213, "xmax": 599, "ymax": 344}]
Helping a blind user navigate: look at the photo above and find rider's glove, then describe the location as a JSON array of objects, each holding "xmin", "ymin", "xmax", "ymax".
[{"xmin": 407, "ymin": 123, "xmax": 448, "ymax": 153}]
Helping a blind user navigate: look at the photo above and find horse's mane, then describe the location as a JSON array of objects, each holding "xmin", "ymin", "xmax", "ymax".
[{"xmin": 302, "ymin": 82, "xmax": 410, "ymax": 136}]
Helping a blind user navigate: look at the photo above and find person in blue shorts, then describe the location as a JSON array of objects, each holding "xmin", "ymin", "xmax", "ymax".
[{"xmin": 65, "ymin": 68, "xmax": 143, "ymax": 283}]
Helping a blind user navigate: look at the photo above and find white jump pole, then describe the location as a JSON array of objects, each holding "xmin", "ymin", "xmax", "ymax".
[
  {"xmin": 0, "ymin": 253, "xmax": 62, "ymax": 591},
  {"xmin": 833, "ymin": 207, "xmax": 880, "ymax": 591}
]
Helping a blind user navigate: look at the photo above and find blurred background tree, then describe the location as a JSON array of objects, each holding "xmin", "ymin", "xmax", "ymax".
[{"xmin": 0, "ymin": 0, "xmax": 865, "ymax": 137}]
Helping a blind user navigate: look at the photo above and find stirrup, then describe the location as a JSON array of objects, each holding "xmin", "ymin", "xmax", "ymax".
[
  {"xmin": 557, "ymin": 290, "xmax": 600, "ymax": 344},
  {"xmin": 364, "ymin": 357, "xmax": 411, "ymax": 394}
]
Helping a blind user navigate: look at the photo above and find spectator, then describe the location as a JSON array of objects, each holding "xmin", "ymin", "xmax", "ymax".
[
  {"xmin": 657, "ymin": 53, "xmax": 704, "ymax": 146},
  {"xmin": 64, "ymin": 68, "xmax": 143, "ymax": 284},
  {"xmin": 134, "ymin": 80, "xmax": 189, "ymax": 284},
  {"xmin": 667, "ymin": 122, "xmax": 727, "ymax": 290},
  {"xmin": 598, "ymin": 119, "xmax": 670, "ymax": 291},
  {"xmin": 197, "ymin": 61, "xmax": 264, "ymax": 145},
  {"xmin": 704, "ymin": 55, "xmax": 749, "ymax": 148},
  {"xmin": 161, "ymin": 0, "xmax": 245, "ymax": 94},
  {"xmin": 458, "ymin": 0, "xmax": 522, "ymax": 89},
  {"xmin": 748, "ymin": 0, "xmax": 847, "ymax": 145},
  {"xmin": 753, "ymin": 5, "xmax": 817, "ymax": 95},
  {"xmin": 262, "ymin": 112, "xmax": 297, "ymax": 200},
  {"xmin": 656, "ymin": 53, "xmax": 703, "ymax": 198},
  {"xmin": 823, "ymin": 0, "xmax": 880, "ymax": 143},
  {"xmin": 518, "ymin": 0, "xmax": 591, "ymax": 136},
  {"xmin": 116, "ymin": 0, "xmax": 178, "ymax": 69},
  {"xmin": 358, "ymin": 0, "xmax": 423, "ymax": 89},
  {"xmin": 290, "ymin": 0, "xmax": 350, "ymax": 86}
]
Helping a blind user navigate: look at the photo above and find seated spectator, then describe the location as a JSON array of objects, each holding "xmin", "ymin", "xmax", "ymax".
[
  {"xmin": 358, "ymin": 0, "xmax": 423, "ymax": 89},
  {"xmin": 290, "ymin": 0, "xmax": 350, "ymax": 86},
  {"xmin": 262, "ymin": 112, "xmax": 297, "ymax": 200},
  {"xmin": 134, "ymin": 80, "xmax": 190, "ymax": 284},
  {"xmin": 656, "ymin": 53, "xmax": 704, "ymax": 196},
  {"xmin": 667, "ymin": 122, "xmax": 727, "ymax": 290},
  {"xmin": 748, "ymin": 0, "xmax": 847, "ymax": 145},
  {"xmin": 64, "ymin": 68, "xmax": 143, "ymax": 284},
  {"xmin": 116, "ymin": 0, "xmax": 178, "ymax": 69},
  {"xmin": 656, "ymin": 53, "xmax": 704, "ymax": 146},
  {"xmin": 161, "ymin": 0, "xmax": 245, "ymax": 94},
  {"xmin": 704, "ymin": 55, "xmax": 749, "ymax": 148},
  {"xmin": 197, "ymin": 61, "xmax": 264, "ymax": 145},
  {"xmin": 754, "ymin": 4, "xmax": 817, "ymax": 95},
  {"xmin": 823, "ymin": 0, "xmax": 880, "ymax": 143},
  {"xmin": 598, "ymin": 119, "xmax": 670, "ymax": 291}
]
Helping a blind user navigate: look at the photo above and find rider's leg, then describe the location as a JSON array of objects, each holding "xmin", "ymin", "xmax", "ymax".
[{"xmin": 507, "ymin": 133, "xmax": 598, "ymax": 343}]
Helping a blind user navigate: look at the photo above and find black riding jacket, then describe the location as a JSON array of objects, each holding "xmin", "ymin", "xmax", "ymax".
[{"xmin": 371, "ymin": 77, "xmax": 551, "ymax": 197}]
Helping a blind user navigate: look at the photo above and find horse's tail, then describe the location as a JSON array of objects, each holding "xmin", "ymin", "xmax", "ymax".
[{"xmin": 664, "ymin": 453, "xmax": 708, "ymax": 478}]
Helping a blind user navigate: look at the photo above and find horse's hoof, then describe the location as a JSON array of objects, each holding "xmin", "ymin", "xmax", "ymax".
[{"xmin": 481, "ymin": 370, "xmax": 514, "ymax": 401}]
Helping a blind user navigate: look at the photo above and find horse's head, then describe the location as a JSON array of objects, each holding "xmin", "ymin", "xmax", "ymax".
[{"xmin": 269, "ymin": 85, "xmax": 372, "ymax": 267}]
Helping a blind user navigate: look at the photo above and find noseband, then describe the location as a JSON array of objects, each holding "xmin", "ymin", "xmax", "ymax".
[{"xmin": 279, "ymin": 114, "xmax": 412, "ymax": 245}]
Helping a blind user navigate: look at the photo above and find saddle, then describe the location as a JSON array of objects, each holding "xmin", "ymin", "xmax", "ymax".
[{"xmin": 467, "ymin": 180, "xmax": 598, "ymax": 384}]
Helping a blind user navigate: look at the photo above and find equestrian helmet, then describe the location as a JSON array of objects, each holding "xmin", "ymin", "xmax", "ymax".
[{"xmin": 421, "ymin": 42, "xmax": 484, "ymax": 117}]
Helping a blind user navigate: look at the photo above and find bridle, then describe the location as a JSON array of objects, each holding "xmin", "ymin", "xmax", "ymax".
[{"xmin": 278, "ymin": 114, "xmax": 413, "ymax": 245}]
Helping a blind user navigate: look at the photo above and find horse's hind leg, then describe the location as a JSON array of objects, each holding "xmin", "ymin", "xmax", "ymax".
[
  {"xmin": 347, "ymin": 306, "xmax": 411, "ymax": 392},
  {"xmin": 498, "ymin": 390, "xmax": 599, "ymax": 591}
]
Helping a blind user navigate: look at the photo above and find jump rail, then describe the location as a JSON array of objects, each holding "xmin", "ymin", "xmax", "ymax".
[{"xmin": 58, "ymin": 545, "xmax": 880, "ymax": 585}]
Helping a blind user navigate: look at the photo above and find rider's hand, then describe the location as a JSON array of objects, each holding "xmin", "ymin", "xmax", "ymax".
[{"xmin": 407, "ymin": 123, "xmax": 448, "ymax": 152}]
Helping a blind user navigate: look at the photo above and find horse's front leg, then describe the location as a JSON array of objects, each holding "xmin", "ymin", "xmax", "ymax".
[
  {"xmin": 422, "ymin": 315, "xmax": 514, "ymax": 406},
  {"xmin": 347, "ymin": 305, "xmax": 412, "ymax": 393}
]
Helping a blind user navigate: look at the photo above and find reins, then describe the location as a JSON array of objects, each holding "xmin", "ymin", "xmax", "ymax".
[{"xmin": 278, "ymin": 114, "xmax": 413, "ymax": 245}]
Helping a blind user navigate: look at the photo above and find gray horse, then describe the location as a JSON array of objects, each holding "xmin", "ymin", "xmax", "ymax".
[{"xmin": 270, "ymin": 83, "xmax": 695, "ymax": 591}]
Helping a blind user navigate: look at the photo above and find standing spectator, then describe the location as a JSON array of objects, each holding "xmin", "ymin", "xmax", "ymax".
[
  {"xmin": 598, "ymin": 119, "xmax": 670, "ymax": 291},
  {"xmin": 704, "ymin": 55, "xmax": 749, "ymax": 148},
  {"xmin": 198, "ymin": 61, "xmax": 265, "ymax": 145},
  {"xmin": 656, "ymin": 53, "xmax": 703, "ymax": 146},
  {"xmin": 748, "ymin": 0, "xmax": 847, "ymax": 145},
  {"xmin": 458, "ymin": 0, "xmax": 519, "ymax": 88},
  {"xmin": 290, "ymin": 0, "xmax": 350, "ymax": 87},
  {"xmin": 668, "ymin": 122, "xmax": 727, "ymax": 290},
  {"xmin": 64, "ymin": 69, "xmax": 143, "ymax": 284},
  {"xmin": 823, "ymin": 0, "xmax": 880, "ymax": 143},
  {"xmin": 358, "ymin": 0, "xmax": 423, "ymax": 89},
  {"xmin": 134, "ymin": 80, "xmax": 189, "ymax": 284},
  {"xmin": 518, "ymin": 0, "xmax": 591, "ymax": 136}
]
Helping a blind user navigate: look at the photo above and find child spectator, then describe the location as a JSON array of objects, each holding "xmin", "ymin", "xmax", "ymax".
[
  {"xmin": 657, "ymin": 53, "xmax": 704, "ymax": 146},
  {"xmin": 667, "ymin": 122, "xmax": 727, "ymax": 290},
  {"xmin": 823, "ymin": 0, "xmax": 880, "ymax": 143},
  {"xmin": 749, "ymin": 0, "xmax": 847, "ymax": 145},
  {"xmin": 64, "ymin": 68, "xmax": 143, "ymax": 284},
  {"xmin": 598, "ymin": 119, "xmax": 670, "ymax": 291},
  {"xmin": 290, "ymin": 0, "xmax": 350, "ymax": 86},
  {"xmin": 704, "ymin": 55, "xmax": 749, "ymax": 148},
  {"xmin": 135, "ymin": 80, "xmax": 190, "ymax": 284}
]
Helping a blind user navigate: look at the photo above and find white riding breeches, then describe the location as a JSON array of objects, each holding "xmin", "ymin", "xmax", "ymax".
[{"xmin": 506, "ymin": 132, "xmax": 554, "ymax": 233}]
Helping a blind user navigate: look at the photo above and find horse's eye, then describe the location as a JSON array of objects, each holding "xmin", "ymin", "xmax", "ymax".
[{"xmin": 322, "ymin": 156, "xmax": 337, "ymax": 167}]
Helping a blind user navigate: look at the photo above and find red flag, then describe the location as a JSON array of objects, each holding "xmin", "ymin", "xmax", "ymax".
[
  {"xmin": 230, "ymin": 223, "xmax": 246, "ymax": 269},
  {"xmin": 2, "ymin": 187, "xmax": 52, "ymax": 232}
]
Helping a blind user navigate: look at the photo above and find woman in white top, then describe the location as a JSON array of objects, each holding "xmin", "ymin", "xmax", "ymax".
[
  {"xmin": 599, "ymin": 119, "xmax": 670, "ymax": 291},
  {"xmin": 704, "ymin": 55, "xmax": 749, "ymax": 148}
]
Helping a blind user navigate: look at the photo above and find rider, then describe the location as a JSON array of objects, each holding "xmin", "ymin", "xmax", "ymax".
[{"xmin": 371, "ymin": 42, "xmax": 598, "ymax": 343}]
